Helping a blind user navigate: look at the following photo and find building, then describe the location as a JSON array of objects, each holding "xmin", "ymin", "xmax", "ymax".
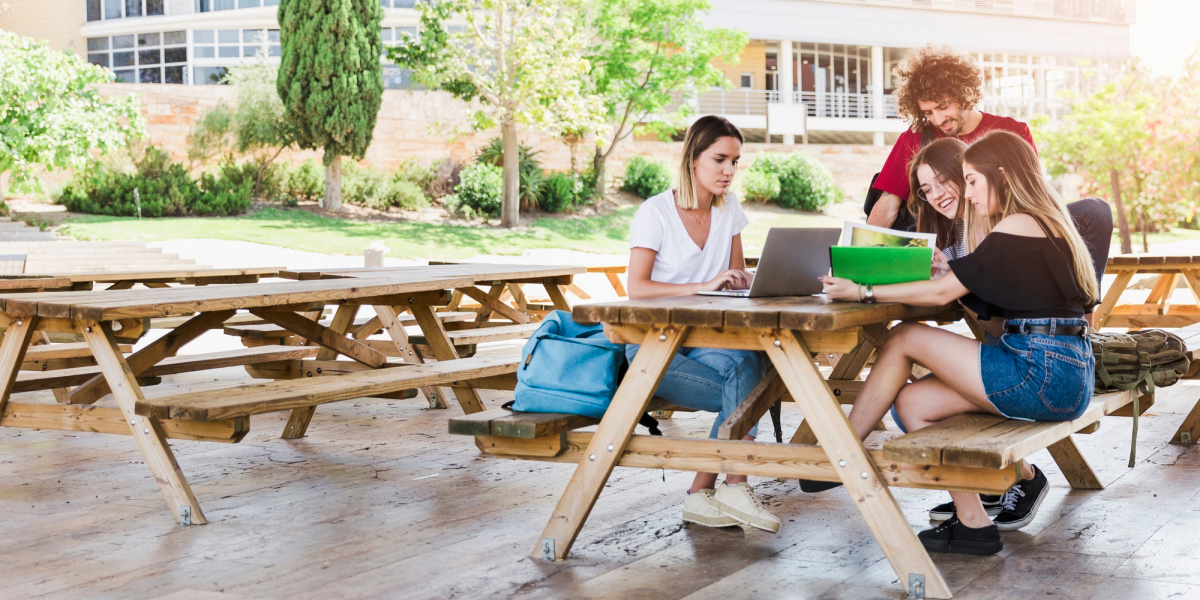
[{"xmin": 1, "ymin": 0, "xmax": 1133, "ymax": 145}]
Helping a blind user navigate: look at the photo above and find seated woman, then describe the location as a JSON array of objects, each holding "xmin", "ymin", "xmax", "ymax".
[
  {"xmin": 625, "ymin": 115, "xmax": 778, "ymax": 534},
  {"xmin": 815, "ymin": 130, "xmax": 1098, "ymax": 555}
]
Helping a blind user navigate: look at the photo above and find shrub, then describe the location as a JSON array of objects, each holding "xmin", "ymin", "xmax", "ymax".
[
  {"xmin": 477, "ymin": 138, "xmax": 544, "ymax": 207},
  {"xmin": 747, "ymin": 152, "xmax": 842, "ymax": 210},
  {"xmin": 388, "ymin": 179, "xmax": 429, "ymax": 210},
  {"xmin": 397, "ymin": 158, "xmax": 433, "ymax": 191},
  {"xmin": 540, "ymin": 171, "xmax": 577, "ymax": 213},
  {"xmin": 740, "ymin": 170, "xmax": 781, "ymax": 204},
  {"xmin": 340, "ymin": 162, "xmax": 430, "ymax": 211},
  {"xmin": 620, "ymin": 155, "xmax": 671, "ymax": 199},
  {"xmin": 441, "ymin": 193, "xmax": 473, "ymax": 219},
  {"xmin": 57, "ymin": 146, "xmax": 251, "ymax": 217},
  {"xmin": 455, "ymin": 162, "xmax": 503, "ymax": 217},
  {"xmin": 280, "ymin": 160, "xmax": 324, "ymax": 203}
]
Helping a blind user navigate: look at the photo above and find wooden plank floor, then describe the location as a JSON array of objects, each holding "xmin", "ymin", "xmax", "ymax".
[{"xmin": 3, "ymin": 332, "xmax": 1200, "ymax": 599}]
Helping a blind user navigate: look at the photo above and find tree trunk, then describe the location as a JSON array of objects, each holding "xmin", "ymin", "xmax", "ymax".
[
  {"xmin": 500, "ymin": 121, "xmax": 520, "ymax": 228},
  {"xmin": 324, "ymin": 153, "xmax": 342, "ymax": 212},
  {"xmin": 592, "ymin": 145, "xmax": 607, "ymax": 200},
  {"xmin": 1140, "ymin": 210, "xmax": 1149, "ymax": 253},
  {"xmin": 1110, "ymin": 168, "xmax": 1132, "ymax": 254}
]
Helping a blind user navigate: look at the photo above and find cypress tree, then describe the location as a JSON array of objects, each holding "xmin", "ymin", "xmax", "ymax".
[{"xmin": 277, "ymin": 0, "xmax": 383, "ymax": 211}]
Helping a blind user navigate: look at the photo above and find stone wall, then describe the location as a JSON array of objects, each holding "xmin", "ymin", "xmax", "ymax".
[{"xmin": 100, "ymin": 83, "xmax": 891, "ymax": 200}]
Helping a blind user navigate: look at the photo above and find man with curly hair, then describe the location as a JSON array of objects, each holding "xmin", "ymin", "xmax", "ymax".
[{"xmin": 866, "ymin": 44, "xmax": 1035, "ymax": 229}]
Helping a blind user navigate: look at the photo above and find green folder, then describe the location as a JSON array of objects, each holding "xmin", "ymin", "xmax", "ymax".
[{"xmin": 829, "ymin": 246, "xmax": 932, "ymax": 286}]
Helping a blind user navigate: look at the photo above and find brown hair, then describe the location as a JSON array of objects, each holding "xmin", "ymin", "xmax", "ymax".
[
  {"xmin": 676, "ymin": 115, "xmax": 743, "ymax": 210},
  {"xmin": 908, "ymin": 138, "xmax": 968, "ymax": 251},
  {"xmin": 893, "ymin": 45, "xmax": 983, "ymax": 132},
  {"xmin": 962, "ymin": 130, "xmax": 1099, "ymax": 303}
]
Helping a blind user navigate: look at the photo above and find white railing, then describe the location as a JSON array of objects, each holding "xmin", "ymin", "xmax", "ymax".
[
  {"xmin": 692, "ymin": 89, "xmax": 901, "ymax": 119},
  {"xmin": 696, "ymin": 89, "xmax": 776, "ymax": 116},
  {"xmin": 811, "ymin": 0, "xmax": 1133, "ymax": 24}
]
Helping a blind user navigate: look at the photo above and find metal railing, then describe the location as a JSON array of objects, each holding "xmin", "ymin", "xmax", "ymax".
[
  {"xmin": 688, "ymin": 88, "xmax": 1072, "ymax": 122},
  {"xmin": 812, "ymin": 0, "xmax": 1133, "ymax": 24}
]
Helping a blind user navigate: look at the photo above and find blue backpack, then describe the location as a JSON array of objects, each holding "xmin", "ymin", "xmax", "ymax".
[{"xmin": 512, "ymin": 311, "xmax": 626, "ymax": 419}]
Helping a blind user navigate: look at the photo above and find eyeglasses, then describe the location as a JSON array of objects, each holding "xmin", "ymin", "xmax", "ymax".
[{"xmin": 916, "ymin": 178, "xmax": 957, "ymax": 203}]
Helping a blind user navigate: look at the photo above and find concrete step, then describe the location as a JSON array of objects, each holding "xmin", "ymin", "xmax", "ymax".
[{"xmin": 0, "ymin": 232, "xmax": 58, "ymax": 242}]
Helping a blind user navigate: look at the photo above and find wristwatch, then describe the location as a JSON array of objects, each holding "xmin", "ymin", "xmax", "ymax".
[{"xmin": 863, "ymin": 284, "xmax": 876, "ymax": 304}]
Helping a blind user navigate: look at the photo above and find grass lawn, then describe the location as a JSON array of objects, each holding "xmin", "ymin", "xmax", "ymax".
[{"xmin": 59, "ymin": 206, "xmax": 839, "ymax": 258}]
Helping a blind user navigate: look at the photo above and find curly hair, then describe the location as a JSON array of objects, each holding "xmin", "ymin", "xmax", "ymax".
[{"xmin": 893, "ymin": 45, "xmax": 983, "ymax": 132}]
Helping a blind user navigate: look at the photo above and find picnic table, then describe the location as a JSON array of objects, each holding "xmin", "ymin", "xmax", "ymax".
[
  {"xmin": 1094, "ymin": 255, "xmax": 1200, "ymax": 329},
  {"xmin": 3, "ymin": 267, "xmax": 283, "ymax": 291},
  {"xmin": 0, "ymin": 274, "xmax": 523, "ymax": 525},
  {"xmin": 452, "ymin": 295, "xmax": 1137, "ymax": 599}
]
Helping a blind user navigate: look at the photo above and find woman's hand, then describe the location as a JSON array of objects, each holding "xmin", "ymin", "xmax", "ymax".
[
  {"xmin": 931, "ymin": 250, "xmax": 951, "ymax": 280},
  {"xmin": 818, "ymin": 275, "xmax": 859, "ymax": 302},
  {"xmin": 700, "ymin": 269, "xmax": 751, "ymax": 292}
]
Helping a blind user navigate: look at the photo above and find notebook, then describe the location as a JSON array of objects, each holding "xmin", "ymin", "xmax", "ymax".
[{"xmin": 828, "ymin": 246, "xmax": 932, "ymax": 286}]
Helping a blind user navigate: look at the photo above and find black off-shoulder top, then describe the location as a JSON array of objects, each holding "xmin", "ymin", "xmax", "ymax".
[{"xmin": 947, "ymin": 232, "xmax": 1090, "ymax": 321}]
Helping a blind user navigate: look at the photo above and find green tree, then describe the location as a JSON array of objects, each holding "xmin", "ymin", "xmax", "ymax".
[
  {"xmin": 389, "ymin": 0, "xmax": 605, "ymax": 227},
  {"xmin": 190, "ymin": 59, "xmax": 299, "ymax": 197},
  {"xmin": 0, "ymin": 31, "xmax": 144, "ymax": 205},
  {"xmin": 586, "ymin": 0, "xmax": 746, "ymax": 197},
  {"xmin": 277, "ymin": 0, "xmax": 384, "ymax": 211}
]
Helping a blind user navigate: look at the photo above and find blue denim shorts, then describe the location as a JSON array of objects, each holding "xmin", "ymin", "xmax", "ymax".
[{"xmin": 979, "ymin": 318, "xmax": 1095, "ymax": 422}]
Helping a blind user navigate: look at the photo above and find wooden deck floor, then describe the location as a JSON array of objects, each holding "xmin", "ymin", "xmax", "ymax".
[{"xmin": 3, "ymin": 335, "xmax": 1200, "ymax": 599}]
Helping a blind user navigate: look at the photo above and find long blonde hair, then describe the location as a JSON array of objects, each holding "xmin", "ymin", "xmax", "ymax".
[
  {"xmin": 962, "ymin": 130, "xmax": 1099, "ymax": 303},
  {"xmin": 675, "ymin": 115, "xmax": 743, "ymax": 210}
]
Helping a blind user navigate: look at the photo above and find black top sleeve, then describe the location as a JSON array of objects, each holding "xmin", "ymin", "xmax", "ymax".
[{"xmin": 948, "ymin": 233, "xmax": 1088, "ymax": 320}]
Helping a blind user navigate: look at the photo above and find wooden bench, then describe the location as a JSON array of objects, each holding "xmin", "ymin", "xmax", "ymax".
[
  {"xmin": 882, "ymin": 390, "xmax": 1135, "ymax": 489},
  {"xmin": 21, "ymin": 342, "xmax": 132, "ymax": 371},
  {"xmin": 223, "ymin": 311, "xmax": 476, "ymax": 341},
  {"xmin": 135, "ymin": 352, "xmax": 521, "ymax": 422},
  {"xmin": 1168, "ymin": 322, "xmax": 1200, "ymax": 444}
]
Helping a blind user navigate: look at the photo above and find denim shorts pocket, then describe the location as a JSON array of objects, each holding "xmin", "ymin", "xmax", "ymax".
[
  {"xmin": 1038, "ymin": 350, "xmax": 1089, "ymax": 415},
  {"xmin": 1031, "ymin": 336, "xmax": 1090, "ymax": 360},
  {"xmin": 1000, "ymin": 334, "xmax": 1031, "ymax": 357}
]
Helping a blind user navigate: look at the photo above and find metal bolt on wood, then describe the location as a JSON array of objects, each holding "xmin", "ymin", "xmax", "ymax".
[
  {"xmin": 606, "ymin": 445, "xmax": 614, "ymax": 452},
  {"xmin": 659, "ymin": 334, "xmax": 667, "ymax": 341},
  {"xmin": 588, "ymin": 454, "xmax": 596, "ymax": 461},
  {"xmin": 860, "ymin": 471, "xmax": 868, "ymax": 479},
  {"xmin": 838, "ymin": 460, "xmax": 846, "ymax": 467},
  {"xmin": 143, "ymin": 429, "xmax": 150, "ymax": 435},
  {"xmin": 774, "ymin": 339, "xmax": 782, "ymax": 347}
]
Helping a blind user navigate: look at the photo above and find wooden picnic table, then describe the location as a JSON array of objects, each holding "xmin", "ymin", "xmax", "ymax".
[
  {"xmin": 515, "ymin": 296, "xmax": 1020, "ymax": 599},
  {"xmin": 280, "ymin": 264, "xmax": 586, "ymax": 322},
  {"xmin": 2, "ymin": 267, "xmax": 284, "ymax": 291},
  {"xmin": 1095, "ymin": 255, "xmax": 1200, "ymax": 329},
  {"xmin": 0, "ymin": 273, "xmax": 514, "ymax": 525}
]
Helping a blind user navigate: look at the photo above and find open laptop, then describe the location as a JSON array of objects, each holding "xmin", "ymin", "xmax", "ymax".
[{"xmin": 699, "ymin": 227, "xmax": 842, "ymax": 298}]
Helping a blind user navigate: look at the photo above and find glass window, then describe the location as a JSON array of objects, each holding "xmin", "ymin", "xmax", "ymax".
[
  {"xmin": 164, "ymin": 47, "xmax": 187, "ymax": 63},
  {"xmin": 216, "ymin": 0, "xmax": 234, "ymax": 9},
  {"xmin": 88, "ymin": 54, "xmax": 110, "ymax": 68},
  {"xmin": 218, "ymin": 29, "xmax": 239, "ymax": 43},
  {"xmin": 269, "ymin": 45, "xmax": 281, "ymax": 57},
  {"xmin": 139, "ymin": 33, "xmax": 160, "ymax": 47},
  {"xmin": 218, "ymin": 46, "xmax": 240, "ymax": 58},
  {"xmin": 113, "ymin": 51, "xmax": 135, "ymax": 68},
  {"xmin": 243, "ymin": 46, "xmax": 261, "ymax": 57},
  {"xmin": 397, "ymin": 27, "xmax": 417, "ymax": 41},
  {"xmin": 239, "ymin": 0, "xmax": 260, "ymax": 7},
  {"xmin": 194, "ymin": 46, "xmax": 215, "ymax": 58},
  {"xmin": 114, "ymin": 69, "xmax": 135, "ymax": 83},
  {"xmin": 267, "ymin": 29, "xmax": 279, "ymax": 42},
  {"xmin": 194, "ymin": 30, "xmax": 214, "ymax": 44},
  {"xmin": 139, "ymin": 49, "xmax": 162, "ymax": 65},
  {"xmin": 264, "ymin": 0, "xmax": 278, "ymax": 5},
  {"xmin": 125, "ymin": 0, "xmax": 141, "ymax": 17},
  {"xmin": 395, "ymin": 0, "xmax": 416, "ymax": 6},
  {"xmin": 113, "ymin": 34, "xmax": 135, "ymax": 49},
  {"xmin": 194, "ymin": 66, "xmax": 228, "ymax": 85},
  {"xmin": 381, "ymin": 29, "xmax": 393, "ymax": 42},
  {"xmin": 105, "ymin": 0, "xmax": 122, "ymax": 19},
  {"xmin": 164, "ymin": 31, "xmax": 186, "ymax": 45},
  {"xmin": 380, "ymin": 0, "xmax": 390, "ymax": 7},
  {"xmin": 87, "ymin": 37, "xmax": 109, "ymax": 51},
  {"xmin": 140, "ymin": 67, "xmax": 162, "ymax": 84},
  {"xmin": 165, "ymin": 66, "xmax": 185, "ymax": 84},
  {"xmin": 87, "ymin": 0, "xmax": 102, "ymax": 21},
  {"xmin": 147, "ymin": 0, "xmax": 164, "ymax": 15},
  {"xmin": 243, "ymin": 29, "xmax": 264, "ymax": 43}
]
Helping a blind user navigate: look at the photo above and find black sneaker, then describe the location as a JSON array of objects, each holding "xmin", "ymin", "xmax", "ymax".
[
  {"xmin": 798, "ymin": 479, "xmax": 843, "ymax": 493},
  {"xmin": 928, "ymin": 494, "xmax": 1004, "ymax": 521},
  {"xmin": 917, "ymin": 516, "xmax": 1003, "ymax": 555},
  {"xmin": 991, "ymin": 464, "xmax": 1049, "ymax": 531}
]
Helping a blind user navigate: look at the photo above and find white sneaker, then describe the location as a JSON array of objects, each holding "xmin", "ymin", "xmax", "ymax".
[
  {"xmin": 712, "ymin": 483, "xmax": 782, "ymax": 534},
  {"xmin": 682, "ymin": 489, "xmax": 741, "ymax": 528}
]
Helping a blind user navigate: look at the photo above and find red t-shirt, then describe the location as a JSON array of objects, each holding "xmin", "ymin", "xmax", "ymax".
[{"xmin": 872, "ymin": 112, "xmax": 1037, "ymax": 200}]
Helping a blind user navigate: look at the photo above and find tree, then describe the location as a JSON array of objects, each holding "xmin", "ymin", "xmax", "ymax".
[
  {"xmin": 0, "ymin": 31, "xmax": 144, "ymax": 205},
  {"xmin": 586, "ymin": 0, "xmax": 746, "ymax": 197},
  {"xmin": 277, "ymin": 0, "xmax": 384, "ymax": 211},
  {"xmin": 389, "ymin": 0, "xmax": 605, "ymax": 227},
  {"xmin": 189, "ymin": 59, "xmax": 299, "ymax": 197}
]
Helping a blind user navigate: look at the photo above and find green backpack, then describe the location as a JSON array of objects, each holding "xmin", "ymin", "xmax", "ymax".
[{"xmin": 1090, "ymin": 329, "xmax": 1191, "ymax": 466}]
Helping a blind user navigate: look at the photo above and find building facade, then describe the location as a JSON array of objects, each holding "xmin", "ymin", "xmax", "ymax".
[{"xmin": 1, "ymin": 0, "xmax": 1133, "ymax": 145}]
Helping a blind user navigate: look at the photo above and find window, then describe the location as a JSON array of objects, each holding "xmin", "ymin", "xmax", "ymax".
[
  {"xmin": 86, "ymin": 31, "xmax": 186, "ymax": 84},
  {"xmin": 381, "ymin": 0, "xmax": 419, "ymax": 6},
  {"xmin": 739, "ymin": 73, "xmax": 753, "ymax": 89},
  {"xmin": 194, "ymin": 66, "xmax": 229, "ymax": 85},
  {"xmin": 91, "ymin": 0, "xmax": 164, "ymax": 19},
  {"xmin": 87, "ymin": 0, "xmax": 102, "ymax": 21},
  {"xmin": 196, "ymin": 0, "xmax": 236, "ymax": 11}
]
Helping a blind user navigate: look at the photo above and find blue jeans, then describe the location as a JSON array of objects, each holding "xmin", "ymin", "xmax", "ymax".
[
  {"xmin": 980, "ymin": 318, "xmax": 1094, "ymax": 421},
  {"xmin": 624, "ymin": 345, "xmax": 768, "ymax": 438}
]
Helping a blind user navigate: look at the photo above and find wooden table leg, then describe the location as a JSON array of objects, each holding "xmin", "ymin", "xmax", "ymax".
[
  {"xmin": 457, "ymin": 286, "xmax": 531, "ymax": 324},
  {"xmin": 790, "ymin": 337, "xmax": 877, "ymax": 446},
  {"xmin": 81, "ymin": 320, "xmax": 206, "ymax": 525},
  {"xmin": 0, "ymin": 316, "xmax": 39, "ymax": 415},
  {"xmin": 1146, "ymin": 273, "xmax": 1177, "ymax": 308},
  {"xmin": 545, "ymin": 283, "xmax": 572, "ymax": 312},
  {"xmin": 532, "ymin": 325, "xmax": 686, "ymax": 561},
  {"xmin": 763, "ymin": 329, "xmax": 951, "ymax": 599},
  {"xmin": 1172, "ymin": 397, "xmax": 1200, "ymax": 445},
  {"xmin": 1178, "ymin": 270, "xmax": 1200, "ymax": 313},
  {"xmin": 31, "ymin": 330, "xmax": 71, "ymax": 404},
  {"xmin": 281, "ymin": 304, "xmax": 359, "ymax": 439},
  {"xmin": 374, "ymin": 304, "xmax": 451, "ymax": 410},
  {"xmin": 410, "ymin": 305, "xmax": 487, "ymax": 414},
  {"xmin": 473, "ymin": 283, "xmax": 506, "ymax": 323},
  {"xmin": 605, "ymin": 271, "xmax": 627, "ymax": 297},
  {"xmin": 1047, "ymin": 437, "xmax": 1103, "ymax": 489},
  {"xmin": 1095, "ymin": 270, "xmax": 1135, "ymax": 329}
]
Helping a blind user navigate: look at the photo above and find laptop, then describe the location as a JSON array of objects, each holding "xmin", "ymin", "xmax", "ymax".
[{"xmin": 699, "ymin": 227, "xmax": 842, "ymax": 298}]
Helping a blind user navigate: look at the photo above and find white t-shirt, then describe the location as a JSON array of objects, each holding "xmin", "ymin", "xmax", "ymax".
[{"xmin": 628, "ymin": 189, "xmax": 750, "ymax": 285}]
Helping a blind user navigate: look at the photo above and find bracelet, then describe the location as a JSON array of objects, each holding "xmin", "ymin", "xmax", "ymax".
[{"xmin": 857, "ymin": 284, "xmax": 863, "ymax": 303}]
